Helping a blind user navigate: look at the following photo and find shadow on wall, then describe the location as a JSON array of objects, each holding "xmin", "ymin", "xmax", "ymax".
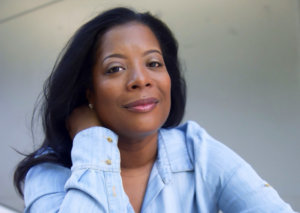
[{"xmin": 0, "ymin": 204, "xmax": 20, "ymax": 213}]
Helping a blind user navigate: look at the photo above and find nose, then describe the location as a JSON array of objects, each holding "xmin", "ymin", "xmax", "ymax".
[{"xmin": 126, "ymin": 65, "xmax": 152, "ymax": 90}]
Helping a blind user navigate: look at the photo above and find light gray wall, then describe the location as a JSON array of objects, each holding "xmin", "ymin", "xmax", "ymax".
[{"xmin": 0, "ymin": 0, "xmax": 299, "ymax": 211}]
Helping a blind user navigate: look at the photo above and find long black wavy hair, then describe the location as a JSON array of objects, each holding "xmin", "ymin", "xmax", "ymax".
[{"xmin": 14, "ymin": 7, "xmax": 186, "ymax": 196}]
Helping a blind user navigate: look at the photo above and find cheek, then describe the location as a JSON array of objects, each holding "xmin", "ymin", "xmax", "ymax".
[
  {"xmin": 93, "ymin": 77, "xmax": 117, "ymax": 100},
  {"xmin": 160, "ymin": 73, "xmax": 171, "ymax": 112},
  {"xmin": 163, "ymin": 74, "xmax": 172, "ymax": 99},
  {"xmin": 93, "ymin": 88, "xmax": 118, "ymax": 128},
  {"xmin": 93, "ymin": 81, "xmax": 116, "ymax": 111}
]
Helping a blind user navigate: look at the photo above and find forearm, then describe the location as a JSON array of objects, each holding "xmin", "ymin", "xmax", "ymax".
[{"xmin": 24, "ymin": 127, "xmax": 134, "ymax": 213}]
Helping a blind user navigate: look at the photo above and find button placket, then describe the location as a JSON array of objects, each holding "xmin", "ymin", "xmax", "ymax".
[
  {"xmin": 105, "ymin": 135, "xmax": 114, "ymax": 166},
  {"xmin": 107, "ymin": 137, "xmax": 113, "ymax": 143},
  {"xmin": 105, "ymin": 159, "xmax": 112, "ymax": 165}
]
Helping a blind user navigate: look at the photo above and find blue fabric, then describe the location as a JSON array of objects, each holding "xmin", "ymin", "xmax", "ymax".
[{"xmin": 24, "ymin": 121, "xmax": 296, "ymax": 212}]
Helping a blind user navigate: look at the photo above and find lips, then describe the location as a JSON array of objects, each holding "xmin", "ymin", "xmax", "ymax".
[{"xmin": 123, "ymin": 97, "xmax": 159, "ymax": 112}]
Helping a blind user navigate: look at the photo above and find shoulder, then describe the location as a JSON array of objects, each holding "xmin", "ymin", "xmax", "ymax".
[
  {"xmin": 161, "ymin": 120, "xmax": 243, "ymax": 160},
  {"xmin": 160, "ymin": 120, "xmax": 249, "ymax": 179},
  {"xmin": 24, "ymin": 162, "xmax": 71, "ymax": 207}
]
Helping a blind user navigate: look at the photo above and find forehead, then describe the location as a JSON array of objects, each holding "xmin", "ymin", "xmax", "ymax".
[{"xmin": 98, "ymin": 22, "xmax": 161, "ymax": 55}]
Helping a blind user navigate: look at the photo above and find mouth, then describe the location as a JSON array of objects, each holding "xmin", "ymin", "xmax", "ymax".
[{"xmin": 122, "ymin": 97, "xmax": 159, "ymax": 113}]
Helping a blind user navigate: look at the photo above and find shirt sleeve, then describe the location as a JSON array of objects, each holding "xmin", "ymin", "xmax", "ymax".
[
  {"xmin": 218, "ymin": 162, "xmax": 296, "ymax": 212},
  {"xmin": 185, "ymin": 121, "xmax": 296, "ymax": 212},
  {"xmin": 24, "ymin": 127, "xmax": 134, "ymax": 213}
]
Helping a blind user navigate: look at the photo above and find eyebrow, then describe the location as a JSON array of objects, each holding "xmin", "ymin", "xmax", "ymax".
[
  {"xmin": 102, "ymin": 49, "xmax": 162, "ymax": 63},
  {"xmin": 102, "ymin": 54, "xmax": 126, "ymax": 63},
  {"xmin": 143, "ymin": 49, "xmax": 162, "ymax": 56}
]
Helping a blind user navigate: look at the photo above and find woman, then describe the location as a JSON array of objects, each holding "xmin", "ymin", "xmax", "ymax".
[{"xmin": 14, "ymin": 7, "xmax": 295, "ymax": 213}]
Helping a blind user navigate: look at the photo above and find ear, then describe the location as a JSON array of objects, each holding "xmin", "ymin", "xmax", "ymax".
[{"xmin": 86, "ymin": 89, "xmax": 94, "ymax": 105}]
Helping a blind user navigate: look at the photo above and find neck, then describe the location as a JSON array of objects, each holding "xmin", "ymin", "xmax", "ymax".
[{"xmin": 118, "ymin": 132, "xmax": 158, "ymax": 170}]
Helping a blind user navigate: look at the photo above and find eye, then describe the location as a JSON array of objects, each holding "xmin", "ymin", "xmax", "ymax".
[
  {"xmin": 106, "ymin": 66, "xmax": 125, "ymax": 74},
  {"xmin": 147, "ymin": 61, "xmax": 162, "ymax": 68}
]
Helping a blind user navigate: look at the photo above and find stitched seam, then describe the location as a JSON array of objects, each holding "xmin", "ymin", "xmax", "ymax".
[{"xmin": 216, "ymin": 163, "xmax": 245, "ymax": 204}]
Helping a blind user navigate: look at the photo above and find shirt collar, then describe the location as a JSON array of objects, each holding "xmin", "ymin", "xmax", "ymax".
[{"xmin": 156, "ymin": 127, "xmax": 194, "ymax": 184}]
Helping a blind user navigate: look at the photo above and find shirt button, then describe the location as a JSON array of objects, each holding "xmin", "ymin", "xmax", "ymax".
[
  {"xmin": 107, "ymin": 137, "xmax": 113, "ymax": 143},
  {"xmin": 105, "ymin": 159, "xmax": 112, "ymax": 165}
]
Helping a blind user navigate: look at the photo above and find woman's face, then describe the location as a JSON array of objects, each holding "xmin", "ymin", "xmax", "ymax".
[{"xmin": 88, "ymin": 22, "xmax": 171, "ymax": 140}]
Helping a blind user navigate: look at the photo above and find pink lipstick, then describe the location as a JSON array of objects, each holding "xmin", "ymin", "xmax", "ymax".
[{"xmin": 123, "ymin": 98, "xmax": 159, "ymax": 112}]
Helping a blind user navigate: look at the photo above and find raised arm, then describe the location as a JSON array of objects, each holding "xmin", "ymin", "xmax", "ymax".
[{"xmin": 24, "ymin": 107, "xmax": 134, "ymax": 212}]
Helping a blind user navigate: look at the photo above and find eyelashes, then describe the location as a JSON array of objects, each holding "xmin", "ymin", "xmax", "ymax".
[
  {"xmin": 106, "ymin": 66, "xmax": 125, "ymax": 74},
  {"xmin": 147, "ymin": 61, "xmax": 163, "ymax": 68},
  {"xmin": 105, "ymin": 61, "xmax": 164, "ymax": 74}
]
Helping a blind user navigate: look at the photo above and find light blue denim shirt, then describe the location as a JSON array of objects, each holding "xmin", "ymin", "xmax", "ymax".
[{"xmin": 24, "ymin": 121, "xmax": 296, "ymax": 212}]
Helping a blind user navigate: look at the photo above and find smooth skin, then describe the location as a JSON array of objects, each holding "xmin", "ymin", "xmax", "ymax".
[{"xmin": 67, "ymin": 22, "xmax": 171, "ymax": 213}]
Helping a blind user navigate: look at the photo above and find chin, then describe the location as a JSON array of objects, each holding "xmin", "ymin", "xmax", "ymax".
[{"xmin": 112, "ymin": 117, "xmax": 166, "ymax": 140}]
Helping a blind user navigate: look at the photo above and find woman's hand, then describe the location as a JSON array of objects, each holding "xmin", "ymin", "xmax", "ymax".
[{"xmin": 66, "ymin": 105, "xmax": 101, "ymax": 140}]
